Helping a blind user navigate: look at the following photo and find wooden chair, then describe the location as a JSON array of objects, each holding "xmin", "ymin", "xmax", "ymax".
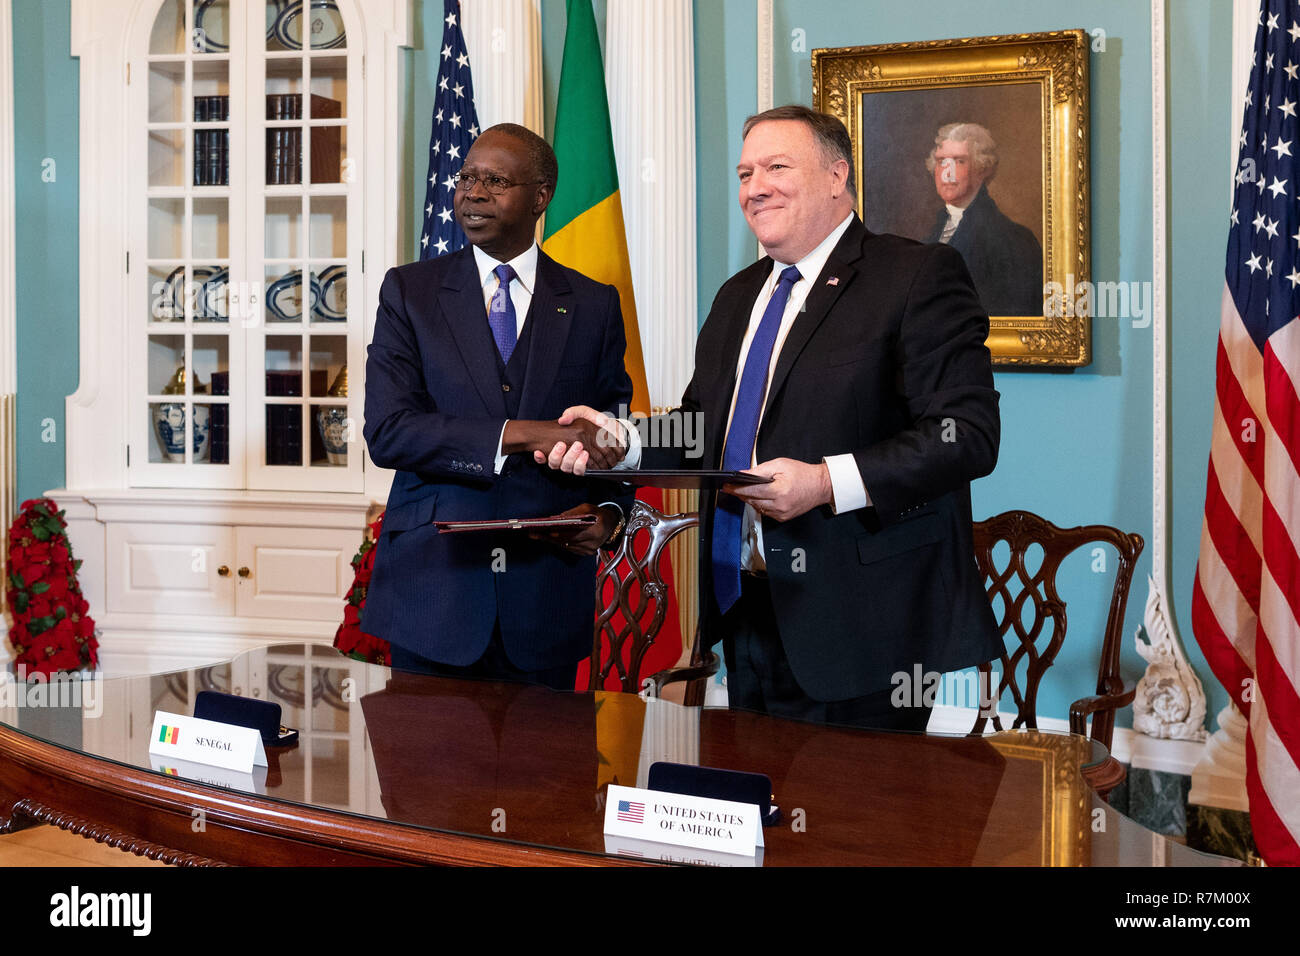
[
  {"xmin": 591, "ymin": 501, "xmax": 717, "ymax": 704},
  {"xmin": 970, "ymin": 510, "xmax": 1144, "ymax": 797}
]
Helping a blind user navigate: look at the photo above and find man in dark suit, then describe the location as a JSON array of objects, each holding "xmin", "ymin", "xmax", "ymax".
[
  {"xmin": 546, "ymin": 106, "xmax": 1001, "ymax": 729},
  {"xmin": 924, "ymin": 122, "xmax": 1043, "ymax": 316},
  {"xmin": 362, "ymin": 123, "xmax": 631, "ymax": 689}
]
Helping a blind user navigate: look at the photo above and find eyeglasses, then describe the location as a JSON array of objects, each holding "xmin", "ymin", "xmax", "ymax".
[{"xmin": 452, "ymin": 172, "xmax": 545, "ymax": 195}]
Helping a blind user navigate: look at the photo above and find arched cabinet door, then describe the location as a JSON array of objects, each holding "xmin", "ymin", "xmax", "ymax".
[{"xmin": 69, "ymin": 0, "xmax": 411, "ymax": 495}]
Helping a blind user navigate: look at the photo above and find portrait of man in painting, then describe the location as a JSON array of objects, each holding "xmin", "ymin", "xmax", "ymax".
[{"xmin": 858, "ymin": 82, "xmax": 1046, "ymax": 317}]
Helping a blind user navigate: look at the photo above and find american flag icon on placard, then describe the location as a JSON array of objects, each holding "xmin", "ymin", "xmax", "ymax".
[{"xmin": 616, "ymin": 800, "xmax": 645, "ymax": 824}]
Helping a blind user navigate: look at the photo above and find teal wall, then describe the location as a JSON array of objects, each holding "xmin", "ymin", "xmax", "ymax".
[
  {"xmin": 11, "ymin": 0, "xmax": 1236, "ymax": 725},
  {"xmin": 12, "ymin": 0, "xmax": 78, "ymax": 506}
]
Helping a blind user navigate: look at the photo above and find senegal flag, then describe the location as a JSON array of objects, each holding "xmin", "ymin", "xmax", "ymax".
[
  {"xmin": 542, "ymin": 0, "xmax": 649, "ymax": 416},
  {"xmin": 547, "ymin": 1, "xmax": 688, "ymax": 716}
]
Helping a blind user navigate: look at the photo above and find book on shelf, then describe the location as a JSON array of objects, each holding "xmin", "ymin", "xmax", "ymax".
[
  {"xmin": 265, "ymin": 93, "xmax": 342, "ymax": 185},
  {"xmin": 193, "ymin": 95, "xmax": 230, "ymax": 186},
  {"xmin": 209, "ymin": 370, "xmax": 229, "ymax": 465}
]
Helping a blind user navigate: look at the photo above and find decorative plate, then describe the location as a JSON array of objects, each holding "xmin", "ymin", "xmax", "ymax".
[
  {"xmin": 266, "ymin": 269, "xmax": 322, "ymax": 322},
  {"xmin": 314, "ymin": 265, "xmax": 347, "ymax": 321},
  {"xmin": 193, "ymin": 0, "xmax": 230, "ymax": 53},
  {"xmin": 273, "ymin": 0, "xmax": 346, "ymax": 51},
  {"xmin": 193, "ymin": 265, "xmax": 229, "ymax": 321}
]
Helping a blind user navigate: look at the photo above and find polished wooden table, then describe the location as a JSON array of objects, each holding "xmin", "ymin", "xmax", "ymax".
[{"xmin": 0, "ymin": 644, "xmax": 1235, "ymax": 866}]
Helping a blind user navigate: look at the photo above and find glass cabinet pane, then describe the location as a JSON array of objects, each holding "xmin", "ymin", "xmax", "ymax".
[
  {"xmin": 148, "ymin": 336, "xmax": 187, "ymax": 395},
  {"xmin": 265, "ymin": 335, "xmax": 304, "ymax": 389},
  {"xmin": 150, "ymin": 402, "xmax": 190, "ymax": 463},
  {"xmin": 267, "ymin": 1, "xmax": 346, "ymax": 52},
  {"xmin": 310, "ymin": 57, "xmax": 347, "ymax": 117},
  {"xmin": 193, "ymin": 265, "xmax": 229, "ymax": 322},
  {"xmin": 308, "ymin": 196, "xmax": 345, "ymax": 258},
  {"xmin": 308, "ymin": 336, "xmax": 345, "ymax": 396},
  {"xmin": 149, "ymin": 199, "xmax": 186, "ymax": 258},
  {"xmin": 265, "ymin": 197, "xmax": 303, "ymax": 258},
  {"xmin": 192, "ymin": 335, "xmax": 230, "ymax": 390},
  {"xmin": 192, "ymin": 0, "xmax": 232, "ymax": 54},
  {"xmin": 310, "ymin": 265, "xmax": 346, "ymax": 321},
  {"xmin": 308, "ymin": 124, "xmax": 344, "ymax": 184},
  {"xmin": 265, "ymin": 405, "xmax": 304, "ymax": 465},
  {"xmin": 312, "ymin": 404, "xmax": 348, "ymax": 466},
  {"xmin": 149, "ymin": 266, "xmax": 185, "ymax": 323},
  {"xmin": 192, "ymin": 198, "xmax": 229, "ymax": 259},
  {"xmin": 265, "ymin": 266, "xmax": 310, "ymax": 323},
  {"xmin": 149, "ymin": 61, "xmax": 186, "ymax": 123},
  {"xmin": 150, "ymin": 0, "xmax": 188, "ymax": 55},
  {"xmin": 149, "ymin": 129, "xmax": 187, "ymax": 188}
]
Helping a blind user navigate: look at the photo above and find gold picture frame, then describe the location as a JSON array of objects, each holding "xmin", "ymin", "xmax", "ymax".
[{"xmin": 813, "ymin": 30, "xmax": 1091, "ymax": 367}]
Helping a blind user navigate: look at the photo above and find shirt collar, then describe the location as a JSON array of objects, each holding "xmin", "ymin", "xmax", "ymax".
[
  {"xmin": 944, "ymin": 202, "xmax": 967, "ymax": 218},
  {"xmin": 472, "ymin": 242, "xmax": 539, "ymax": 296},
  {"xmin": 771, "ymin": 211, "xmax": 856, "ymax": 284}
]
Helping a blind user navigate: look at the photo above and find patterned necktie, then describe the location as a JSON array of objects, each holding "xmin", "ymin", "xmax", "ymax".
[
  {"xmin": 711, "ymin": 265, "xmax": 802, "ymax": 615},
  {"xmin": 488, "ymin": 263, "xmax": 518, "ymax": 363}
]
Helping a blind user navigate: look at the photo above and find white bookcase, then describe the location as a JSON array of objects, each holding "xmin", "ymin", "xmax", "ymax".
[{"xmin": 54, "ymin": 0, "xmax": 411, "ymax": 672}]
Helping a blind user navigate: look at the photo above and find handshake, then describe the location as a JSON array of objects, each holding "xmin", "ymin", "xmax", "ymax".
[{"xmin": 502, "ymin": 406, "xmax": 629, "ymax": 476}]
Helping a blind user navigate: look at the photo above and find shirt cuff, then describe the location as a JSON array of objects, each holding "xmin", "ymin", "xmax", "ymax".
[
  {"xmin": 611, "ymin": 417, "xmax": 642, "ymax": 470},
  {"xmin": 823, "ymin": 454, "xmax": 870, "ymax": 514},
  {"xmin": 494, "ymin": 421, "xmax": 509, "ymax": 475}
]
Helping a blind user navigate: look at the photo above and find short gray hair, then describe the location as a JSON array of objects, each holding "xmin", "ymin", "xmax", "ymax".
[
  {"xmin": 742, "ymin": 105, "xmax": 856, "ymax": 198},
  {"xmin": 925, "ymin": 122, "xmax": 998, "ymax": 180}
]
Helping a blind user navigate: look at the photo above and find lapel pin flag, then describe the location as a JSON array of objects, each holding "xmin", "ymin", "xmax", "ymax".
[{"xmin": 827, "ymin": 276, "xmax": 840, "ymax": 286}]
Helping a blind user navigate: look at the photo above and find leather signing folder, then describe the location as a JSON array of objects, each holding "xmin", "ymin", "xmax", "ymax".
[
  {"xmin": 434, "ymin": 514, "xmax": 598, "ymax": 534},
  {"xmin": 581, "ymin": 469, "xmax": 774, "ymax": 490}
]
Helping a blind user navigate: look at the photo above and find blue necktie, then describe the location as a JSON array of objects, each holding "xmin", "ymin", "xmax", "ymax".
[
  {"xmin": 712, "ymin": 265, "xmax": 802, "ymax": 614},
  {"xmin": 488, "ymin": 263, "xmax": 518, "ymax": 363}
]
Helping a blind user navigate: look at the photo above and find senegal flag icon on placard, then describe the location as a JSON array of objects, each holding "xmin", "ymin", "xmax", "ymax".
[{"xmin": 158, "ymin": 725, "xmax": 180, "ymax": 745}]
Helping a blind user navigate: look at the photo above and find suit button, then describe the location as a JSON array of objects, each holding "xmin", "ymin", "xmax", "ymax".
[{"xmin": 502, "ymin": 384, "xmax": 511, "ymax": 392}]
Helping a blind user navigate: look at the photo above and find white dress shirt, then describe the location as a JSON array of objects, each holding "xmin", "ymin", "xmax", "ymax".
[
  {"xmin": 474, "ymin": 243, "xmax": 537, "ymax": 474},
  {"xmin": 724, "ymin": 212, "xmax": 871, "ymax": 570}
]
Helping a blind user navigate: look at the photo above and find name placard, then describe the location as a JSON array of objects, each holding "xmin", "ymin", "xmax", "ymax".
[
  {"xmin": 603, "ymin": 784, "xmax": 763, "ymax": 859},
  {"xmin": 148, "ymin": 711, "xmax": 267, "ymax": 773}
]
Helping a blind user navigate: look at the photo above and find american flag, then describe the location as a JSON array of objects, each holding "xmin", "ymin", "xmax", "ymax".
[
  {"xmin": 1192, "ymin": 0, "xmax": 1300, "ymax": 866},
  {"xmin": 616, "ymin": 800, "xmax": 645, "ymax": 824},
  {"xmin": 420, "ymin": 0, "xmax": 481, "ymax": 260}
]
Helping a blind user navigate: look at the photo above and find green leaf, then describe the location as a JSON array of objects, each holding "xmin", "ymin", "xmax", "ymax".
[
  {"xmin": 14, "ymin": 593, "xmax": 29, "ymax": 612},
  {"xmin": 30, "ymin": 581, "xmax": 50, "ymax": 594},
  {"xmin": 9, "ymin": 571, "xmax": 24, "ymax": 589},
  {"xmin": 54, "ymin": 606, "xmax": 67, "ymax": 620},
  {"xmin": 28, "ymin": 616, "xmax": 55, "ymax": 635},
  {"xmin": 31, "ymin": 524, "xmax": 51, "ymax": 541}
]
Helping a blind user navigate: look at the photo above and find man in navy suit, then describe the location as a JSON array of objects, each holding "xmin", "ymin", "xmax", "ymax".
[
  {"xmin": 362, "ymin": 124, "xmax": 632, "ymax": 688},
  {"xmin": 546, "ymin": 107, "xmax": 1000, "ymax": 729}
]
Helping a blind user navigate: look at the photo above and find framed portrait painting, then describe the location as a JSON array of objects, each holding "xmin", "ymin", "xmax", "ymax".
[{"xmin": 813, "ymin": 30, "xmax": 1091, "ymax": 366}]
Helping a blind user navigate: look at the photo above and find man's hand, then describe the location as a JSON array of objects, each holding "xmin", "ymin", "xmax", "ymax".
[
  {"xmin": 528, "ymin": 503, "xmax": 618, "ymax": 556},
  {"xmin": 504, "ymin": 415, "xmax": 626, "ymax": 471},
  {"xmin": 724, "ymin": 458, "xmax": 833, "ymax": 522},
  {"xmin": 532, "ymin": 405, "xmax": 626, "ymax": 476}
]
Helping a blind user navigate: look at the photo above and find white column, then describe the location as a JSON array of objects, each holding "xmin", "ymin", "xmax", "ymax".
[
  {"xmin": 605, "ymin": 0, "xmax": 697, "ymax": 409},
  {"xmin": 461, "ymin": 0, "xmax": 544, "ymax": 135}
]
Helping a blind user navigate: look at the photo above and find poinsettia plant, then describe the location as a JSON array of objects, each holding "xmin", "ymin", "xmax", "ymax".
[
  {"xmin": 5, "ymin": 498, "xmax": 99, "ymax": 677},
  {"xmin": 333, "ymin": 513, "xmax": 391, "ymax": 666}
]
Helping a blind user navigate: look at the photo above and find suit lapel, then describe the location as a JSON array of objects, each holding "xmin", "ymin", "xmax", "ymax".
[
  {"xmin": 516, "ymin": 251, "xmax": 574, "ymax": 420},
  {"xmin": 439, "ymin": 248, "xmax": 507, "ymax": 417},
  {"xmin": 760, "ymin": 219, "xmax": 867, "ymax": 427}
]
